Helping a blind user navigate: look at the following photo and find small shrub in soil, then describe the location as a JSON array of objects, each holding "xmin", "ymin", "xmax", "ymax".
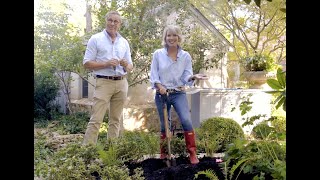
[{"xmin": 197, "ymin": 117, "xmax": 245, "ymax": 153}]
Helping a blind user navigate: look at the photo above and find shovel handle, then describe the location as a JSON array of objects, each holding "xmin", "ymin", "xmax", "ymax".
[
  {"xmin": 161, "ymin": 93, "xmax": 172, "ymax": 160},
  {"xmin": 161, "ymin": 93, "xmax": 171, "ymax": 138}
]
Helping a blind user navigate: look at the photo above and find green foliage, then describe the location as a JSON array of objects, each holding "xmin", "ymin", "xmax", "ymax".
[
  {"xmin": 183, "ymin": 27, "xmax": 226, "ymax": 73},
  {"xmin": 34, "ymin": 8, "xmax": 85, "ymax": 73},
  {"xmin": 266, "ymin": 68, "xmax": 286, "ymax": 111},
  {"xmin": 35, "ymin": 143, "xmax": 99, "ymax": 179},
  {"xmin": 238, "ymin": 94, "xmax": 253, "ymax": 116},
  {"xmin": 34, "ymin": 4, "xmax": 87, "ymax": 114},
  {"xmin": 224, "ymin": 92, "xmax": 286, "ymax": 179},
  {"xmin": 228, "ymin": 0, "xmax": 286, "ymax": 13},
  {"xmin": 34, "ymin": 133, "xmax": 54, "ymax": 166},
  {"xmin": 192, "ymin": 0, "xmax": 286, "ymax": 76},
  {"xmin": 231, "ymin": 93, "xmax": 267, "ymax": 127},
  {"xmin": 35, "ymin": 141, "xmax": 138, "ymax": 179},
  {"xmin": 229, "ymin": 157, "xmax": 252, "ymax": 180},
  {"xmin": 194, "ymin": 169, "xmax": 219, "ymax": 180},
  {"xmin": 270, "ymin": 116, "xmax": 286, "ymax": 136},
  {"xmin": 242, "ymin": 54, "xmax": 276, "ymax": 72},
  {"xmin": 197, "ymin": 117, "xmax": 245, "ymax": 153},
  {"xmin": 271, "ymin": 159, "xmax": 286, "ymax": 179},
  {"xmin": 163, "ymin": 135, "xmax": 187, "ymax": 156},
  {"xmin": 91, "ymin": 0, "xmax": 225, "ymax": 86},
  {"xmin": 54, "ymin": 112, "xmax": 90, "ymax": 134},
  {"xmin": 229, "ymin": 0, "xmax": 273, "ymax": 7},
  {"xmin": 251, "ymin": 122, "xmax": 273, "ymax": 139},
  {"xmin": 97, "ymin": 143, "xmax": 123, "ymax": 167},
  {"xmin": 253, "ymin": 116, "xmax": 286, "ymax": 141},
  {"xmin": 34, "ymin": 69, "xmax": 61, "ymax": 121},
  {"xmin": 224, "ymin": 139, "xmax": 286, "ymax": 180},
  {"xmin": 111, "ymin": 130, "xmax": 159, "ymax": 162}
]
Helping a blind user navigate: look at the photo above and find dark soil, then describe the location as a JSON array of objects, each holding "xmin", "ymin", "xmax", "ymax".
[
  {"xmin": 125, "ymin": 156, "xmax": 274, "ymax": 180},
  {"xmin": 126, "ymin": 156, "xmax": 225, "ymax": 180}
]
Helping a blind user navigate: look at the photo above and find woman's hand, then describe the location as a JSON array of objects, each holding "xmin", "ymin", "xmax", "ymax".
[
  {"xmin": 159, "ymin": 87, "xmax": 167, "ymax": 95},
  {"xmin": 190, "ymin": 74, "xmax": 209, "ymax": 81}
]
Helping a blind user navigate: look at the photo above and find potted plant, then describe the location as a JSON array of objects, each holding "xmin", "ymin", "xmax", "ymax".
[{"xmin": 242, "ymin": 54, "xmax": 277, "ymax": 89}]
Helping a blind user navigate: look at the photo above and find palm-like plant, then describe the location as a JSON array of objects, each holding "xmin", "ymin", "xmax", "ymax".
[{"xmin": 266, "ymin": 68, "xmax": 286, "ymax": 111}]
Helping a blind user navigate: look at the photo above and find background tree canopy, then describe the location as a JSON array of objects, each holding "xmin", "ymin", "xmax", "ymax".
[
  {"xmin": 34, "ymin": 0, "xmax": 285, "ymax": 87},
  {"xmin": 35, "ymin": 0, "xmax": 228, "ymax": 88}
]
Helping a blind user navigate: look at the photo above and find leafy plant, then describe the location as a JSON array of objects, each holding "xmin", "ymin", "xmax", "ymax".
[
  {"xmin": 266, "ymin": 68, "xmax": 286, "ymax": 111},
  {"xmin": 270, "ymin": 116, "xmax": 286, "ymax": 138},
  {"xmin": 34, "ymin": 143, "xmax": 100, "ymax": 179},
  {"xmin": 243, "ymin": 54, "xmax": 276, "ymax": 72},
  {"xmin": 251, "ymin": 122, "xmax": 273, "ymax": 139},
  {"xmin": 223, "ymin": 90, "xmax": 286, "ymax": 180},
  {"xmin": 34, "ymin": 69, "xmax": 61, "ymax": 121},
  {"xmin": 194, "ymin": 169, "xmax": 219, "ymax": 180},
  {"xmin": 224, "ymin": 139, "xmax": 286, "ymax": 180},
  {"xmin": 97, "ymin": 143, "xmax": 123, "ymax": 167},
  {"xmin": 197, "ymin": 117, "xmax": 245, "ymax": 153},
  {"xmin": 112, "ymin": 130, "xmax": 159, "ymax": 162},
  {"xmin": 56, "ymin": 112, "xmax": 90, "ymax": 134},
  {"xmin": 168, "ymin": 135, "xmax": 188, "ymax": 157}
]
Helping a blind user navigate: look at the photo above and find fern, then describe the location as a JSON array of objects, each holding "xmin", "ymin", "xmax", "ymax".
[
  {"xmin": 229, "ymin": 158, "xmax": 251, "ymax": 180},
  {"xmin": 194, "ymin": 169, "xmax": 219, "ymax": 180}
]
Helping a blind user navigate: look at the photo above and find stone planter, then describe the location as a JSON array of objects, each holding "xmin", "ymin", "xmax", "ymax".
[{"xmin": 243, "ymin": 71, "xmax": 275, "ymax": 89}]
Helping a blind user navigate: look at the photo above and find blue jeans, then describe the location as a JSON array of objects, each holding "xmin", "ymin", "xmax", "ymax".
[{"xmin": 155, "ymin": 91, "xmax": 194, "ymax": 133}]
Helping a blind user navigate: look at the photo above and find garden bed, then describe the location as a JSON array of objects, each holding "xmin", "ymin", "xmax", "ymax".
[
  {"xmin": 90, "ymin": 156, "xmax": 271, "ymax": 180},
  {"xmin": 134, "ymin": 156, "xmax": 223, "ymax": 180}
]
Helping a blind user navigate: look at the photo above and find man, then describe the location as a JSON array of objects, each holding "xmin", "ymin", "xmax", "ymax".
[{"xmin": 82, "ymin": 10, "xmax": 133, "ymax": 145}]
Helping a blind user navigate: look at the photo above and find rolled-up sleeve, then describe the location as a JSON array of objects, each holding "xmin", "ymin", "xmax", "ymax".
[
  {"xmin": 181, "ymin": 53, "xmax": 194, "ymax": 86},
  {"xmin": 150, "ymin": 52, "xmax": 161, "ymax": 89},
  {"xmin": 124, "ymin": 40, "xmax": 132, "ymax": 65},
  {"xmin": 83, "ymin": 37, "xmax": 97, "ymax": 65}
]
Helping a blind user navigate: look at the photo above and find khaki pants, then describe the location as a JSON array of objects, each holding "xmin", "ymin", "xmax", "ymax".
[{"xmin": 83, "ymin": 77, "xmax": 128, "ymax": 145}]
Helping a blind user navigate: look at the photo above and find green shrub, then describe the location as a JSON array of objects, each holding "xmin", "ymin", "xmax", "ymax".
[
  {"xmin": 251, "ymin": 122, "xmax": 273, "ymax": 139},
  {"xmin": 243, "ymin": 54, "xmax": 276, "ymax": 72},
  {"xmin": 111, "ymin": 130, "xmax": 159, "ymax": 161},
  {"xmin": 197, "ymin": 117, "xmax": 245, "ymax": 153},
  {"xmin": 224, "ymin": 139, "xmax": 286, "ymax": 180},
  {"xmin": 34, "ymin": 70, "xmax": 61, "ymax": 121},
  {"xmin": 34, "ymin": 142, "xmax": 138, "ymax": 179},
  {"xmin": 270, "ymin": 116, "xmax": 286, "ymax": 134},
  {"xmin": 34, "ymin": 143, "xmax": 99, "ymax": 179},
  {"xmin": 34, "ymin": 133, "xmax": 54, "ymax": 166},
  {"xmin": 166, "ymin": 135, "xmax": 187, "ymax": 157},
  {"xmin": 55, "ymin": 112, "xmax": 90, "ymax": 134},
  {"xmin": 251, "ymin": 116, "xmax": 286, "ymax": 141}
]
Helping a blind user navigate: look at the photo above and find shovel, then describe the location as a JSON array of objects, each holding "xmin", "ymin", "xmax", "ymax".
[{"xmin": 161, "ymin": 92, "xmax": 176, "ymax": 167}]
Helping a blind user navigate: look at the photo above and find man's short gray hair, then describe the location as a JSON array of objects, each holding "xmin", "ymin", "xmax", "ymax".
[{"xmin": 105, "ymin": 10, "xmax": 122, "ymax": 23}]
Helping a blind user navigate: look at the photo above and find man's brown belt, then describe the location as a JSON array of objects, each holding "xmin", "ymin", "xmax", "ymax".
[{"xmin": 96, "ymin": 75, "xmax": 124, "ymax": 80}]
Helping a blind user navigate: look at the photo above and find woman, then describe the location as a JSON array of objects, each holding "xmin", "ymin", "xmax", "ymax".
[{"xmin": 150, "ymin": 25, "xmax": 208, "ymax": 164}]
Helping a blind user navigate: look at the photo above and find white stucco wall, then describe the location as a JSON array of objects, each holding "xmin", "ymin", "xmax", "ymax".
[{"xmin": 187, "ymin": 88, "xmax": 272, "ymax": 134}]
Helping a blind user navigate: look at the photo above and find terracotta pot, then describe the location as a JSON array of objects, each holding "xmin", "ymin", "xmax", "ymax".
[{"xmin": 243, "ymin": 71, "xmax": 274, "ymax": 89}]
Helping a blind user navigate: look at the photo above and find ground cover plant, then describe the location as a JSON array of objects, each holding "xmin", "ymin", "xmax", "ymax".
[{"xmin": 34, "ymin": 111, "xmax": 285, "ymax": 180}]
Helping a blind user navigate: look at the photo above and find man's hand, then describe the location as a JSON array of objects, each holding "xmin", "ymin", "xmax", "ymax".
[
  {"xmin": 108, "ymin": 58, "xmax": 120, "ymax": 68},
  {"xmin": 119, "ymin": 59, "xmax": 128, "ymax": 68}
]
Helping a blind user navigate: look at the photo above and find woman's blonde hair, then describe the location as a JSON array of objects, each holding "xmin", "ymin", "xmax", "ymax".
[{"xmin": 161, "ymin": 25, "xmax": 184, "ymax": 47}]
